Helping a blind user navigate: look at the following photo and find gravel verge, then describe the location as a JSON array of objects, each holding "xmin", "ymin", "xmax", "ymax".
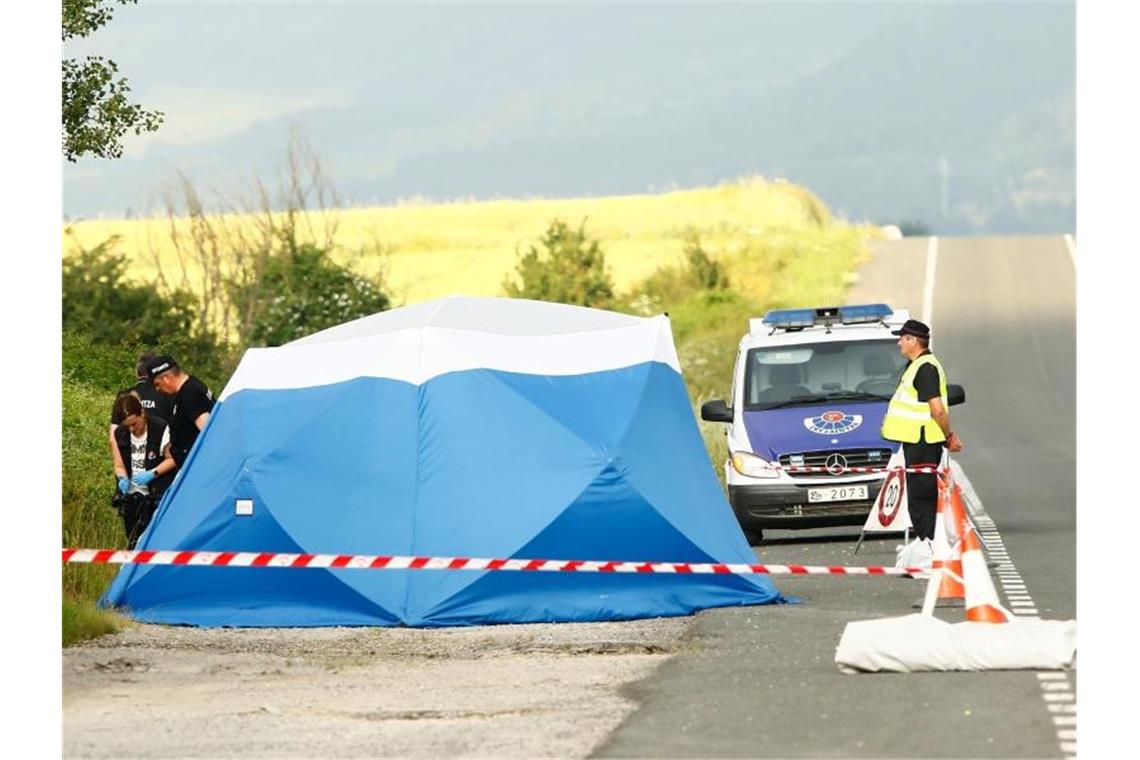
[{"xmin": 64, "ymin": 617, "xmax": 691, "ymax": 758}]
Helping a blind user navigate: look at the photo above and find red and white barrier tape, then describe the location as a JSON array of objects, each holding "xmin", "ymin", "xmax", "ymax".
[
  {"xmin": 62, "ymin": 548, "xmax": 923, "ymax": 576},
  {"xmin": 778, "ymin": 465, "xmax": 945, "ymax": 475}
]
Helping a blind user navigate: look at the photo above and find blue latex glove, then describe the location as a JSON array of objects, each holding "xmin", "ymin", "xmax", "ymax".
[
  {"xmin": 132, "ymin": 470, "xmax": 156, "ymax": 487},
  {"xmin": 117, "ymin": 476, "xmax": 130, "ymax": 494}
]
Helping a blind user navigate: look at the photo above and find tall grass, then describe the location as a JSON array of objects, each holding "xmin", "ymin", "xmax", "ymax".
[{"xmin": 62, "ymin": 363, "xmax": 131, "ymax": 643}]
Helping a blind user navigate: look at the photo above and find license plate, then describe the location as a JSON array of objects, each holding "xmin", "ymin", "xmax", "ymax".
[{"xmin": 807, "ymin": 484, "xmax": 869, "ymax": 503}]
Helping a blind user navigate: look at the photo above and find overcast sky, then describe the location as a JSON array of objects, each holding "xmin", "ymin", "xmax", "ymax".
[{"xmin": 62, "ymin": 1, "xmax": 1074, "ymax": 234}]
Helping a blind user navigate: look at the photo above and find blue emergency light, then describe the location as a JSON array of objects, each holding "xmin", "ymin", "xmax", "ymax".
[
  {"xmin": 761, "ymin": 308, "xmax": 817, "ymax": 329},
  {"xmin": 761, "ymin": 303, "xmax": 893, "ymax": 331},
  {"xmin": 837, "ymin": 303, "xmax": 893, "ymax": 324}
]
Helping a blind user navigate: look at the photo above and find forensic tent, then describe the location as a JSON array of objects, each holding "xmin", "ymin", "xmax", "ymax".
[{"xmin": 101, "ymin": 296, "xmax": 784, "ymax": 626}]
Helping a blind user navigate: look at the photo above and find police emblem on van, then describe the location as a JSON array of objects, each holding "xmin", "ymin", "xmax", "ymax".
[{"xmin": 804, "ymin": 410, "xmax": 863, "ymax": 435}]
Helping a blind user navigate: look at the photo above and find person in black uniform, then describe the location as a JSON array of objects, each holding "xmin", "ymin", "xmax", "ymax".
[
  {"xmin": 111, "ymin": 393, "xmax": 176, "ymax": 548},
  {"xmin": 108, "ymin": 352, "xmax": 176, "ymax": 477},
  {"xmin": 881, "ymin": 319, "xmax": 963, "ymax": 540},
  {"xmin": 145, "ymin": 354, "xmax": 216, "ymax": 468}
]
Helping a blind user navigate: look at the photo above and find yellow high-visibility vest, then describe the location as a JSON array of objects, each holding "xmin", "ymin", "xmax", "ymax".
[{"xmin": 881, "ymin": 353, "xmax": 948, "ymax": 443}]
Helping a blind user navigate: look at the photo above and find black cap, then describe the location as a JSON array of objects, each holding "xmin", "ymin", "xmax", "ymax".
[
  {"xmin": 136, "ymin": 352, "xmax": 158, "ymax": 379},
  {"xmin": 145, "ymin": 354, "xmax": 178, "ymax": 380},
  {"xmin": 891, "ymin": 319, "xmax": 931, "ymax": 339}
]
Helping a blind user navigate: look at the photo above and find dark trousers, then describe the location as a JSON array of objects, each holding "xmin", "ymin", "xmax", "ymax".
[
  {"xmin": 903, "ymin": 437, "xmax": 943, "ymax": 540},
  {"xmin": 113, "ymin": 492, "xmax": 159, "ymax": 550}
]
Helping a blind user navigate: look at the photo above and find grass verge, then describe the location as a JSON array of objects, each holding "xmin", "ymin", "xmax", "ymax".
[{"xmin": 63, "ymin": 596, "xmax": 124, "ymax": 647}]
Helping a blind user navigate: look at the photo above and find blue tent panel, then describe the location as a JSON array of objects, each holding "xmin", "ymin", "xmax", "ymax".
[{"xmin": 102, "ymin": 356, "xmax": 785, "ymax": 626}]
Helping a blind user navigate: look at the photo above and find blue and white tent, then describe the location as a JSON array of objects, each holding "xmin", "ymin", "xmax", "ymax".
[{"xmin": 102, "ymin": 296, "xmax": 785, "ymax": 626}]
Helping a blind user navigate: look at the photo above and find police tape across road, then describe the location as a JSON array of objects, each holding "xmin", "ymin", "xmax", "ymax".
[
  {"xmin": 774, "ymin": 464, "xmax": 947, "ymax": 475},
  {"xmin": 62, "ymin": 548, "xmax": 925, "ymax": 576}
]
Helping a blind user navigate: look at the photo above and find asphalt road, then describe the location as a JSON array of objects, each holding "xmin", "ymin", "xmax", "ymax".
[{"xmin": 595, "ymin": 235, "xmax": 1076, "ymax": 758}]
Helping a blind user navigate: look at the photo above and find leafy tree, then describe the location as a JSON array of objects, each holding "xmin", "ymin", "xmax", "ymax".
[
  {"xmin": 503, "ymin": 219, "xmax": 615, "ymax": 309},
  {"xmin": 63, "ymin": 0, "xmax": 163, "ymax": 161},
  {"xmin": 227, "ymin": 243, "xmax": 391, "ymax": 347}
]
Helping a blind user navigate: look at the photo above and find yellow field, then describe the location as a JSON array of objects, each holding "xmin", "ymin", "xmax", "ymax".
[{"xmin": 63, "ymin": 176, "xmax": 867, "ymax": 306}]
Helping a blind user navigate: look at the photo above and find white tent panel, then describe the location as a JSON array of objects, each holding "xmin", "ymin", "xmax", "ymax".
[
  {"xmin": 221, "ymin": 311, "xmax": 680, "ymax": 400},
  {"xmin": 290, "ymin": 295, "xmax": 646, "ymax": 345}
]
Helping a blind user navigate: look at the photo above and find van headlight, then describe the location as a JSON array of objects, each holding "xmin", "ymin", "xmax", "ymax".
[{"xmin": 730, "ymin": 451, "xmax": 780, "ymax": 479}]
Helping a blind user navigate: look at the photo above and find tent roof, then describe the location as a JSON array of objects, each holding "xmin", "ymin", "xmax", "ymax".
[
  {"xmin": 220, "ymin": 297, "xmax": 680, "ymax": 400},
  {"xmin": 290, "ymin": 296, "xmax": 646, "ymax": 344}
]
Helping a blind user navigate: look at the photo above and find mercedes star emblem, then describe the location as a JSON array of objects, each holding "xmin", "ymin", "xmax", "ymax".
[{"xmin": 825, "ymin": 452, "xmax": 848, "ymax": 475}]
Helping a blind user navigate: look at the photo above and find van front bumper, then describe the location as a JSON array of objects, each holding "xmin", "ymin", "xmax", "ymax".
[{"xmin": 728, "ymin": 481, "xmax": 884, "ymax": 529}]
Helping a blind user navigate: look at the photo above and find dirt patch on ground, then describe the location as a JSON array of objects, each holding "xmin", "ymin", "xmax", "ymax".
[{"xmin": 63, "ymin": 618, "xmax": 691, "ymax": 758}]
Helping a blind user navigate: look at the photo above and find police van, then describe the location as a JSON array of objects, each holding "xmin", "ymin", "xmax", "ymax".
[{"xmin": 700, "ymin": 304, "xmax": 964, "ymax": 544}]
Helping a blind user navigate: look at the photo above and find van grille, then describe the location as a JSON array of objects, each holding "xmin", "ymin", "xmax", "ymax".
[{"xmin": 778, "ymin": 448, "xmax": 894, "ymax": 477}]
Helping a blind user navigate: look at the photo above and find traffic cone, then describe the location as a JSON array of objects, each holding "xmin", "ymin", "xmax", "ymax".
[
  {"xmin": 948, "ymin": 479, "xmax": 970, "ymax": 539},
  {"xmin": 918, "ymin": 476, "xmax": 965, "ymax": 611},
  {"xmin": 961, "ymin": 522, "xmax": 1011, "ymax": 623}
]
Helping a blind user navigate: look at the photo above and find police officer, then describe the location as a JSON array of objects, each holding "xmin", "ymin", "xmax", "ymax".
[
  {"xmin": 145, "ymin": 354, "xmax": 216, "ymax": 468},
  {"xmin": 111, "ymin": 393, "xmax": 176, "ymax": 548},
  {"xmin": 880, "ymin": 319, "xmax": 963, "ymax": 540},
  {"xmin": 109, "ymin": 353, "xmax": 176, "ymax": 477}
]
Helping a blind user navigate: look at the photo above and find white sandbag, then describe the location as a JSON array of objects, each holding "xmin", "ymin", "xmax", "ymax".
[
  {"xmin": 835, "ymin": 613, "xmax": 1076, "ymax": 673},
  {"xmin": 895, "ymin": 537, "xmax": 932, "ymax": 575}
]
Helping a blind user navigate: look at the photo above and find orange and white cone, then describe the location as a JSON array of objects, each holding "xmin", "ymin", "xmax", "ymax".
[
  {"xmin": 961, "ymin": 522, "xmax": 1011, "ymax": 623},
  {"xmin": 920, "ymin": 476, "xmax": 965, "ymax": 612},
  {"xmin": 948, "ymin": 479, "xmax": 971, "ymax": 539}
]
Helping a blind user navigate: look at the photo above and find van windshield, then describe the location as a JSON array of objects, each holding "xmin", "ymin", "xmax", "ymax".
[{"xmin": 743, "ymin": 340, "xmax": 905, "ymax": 410}]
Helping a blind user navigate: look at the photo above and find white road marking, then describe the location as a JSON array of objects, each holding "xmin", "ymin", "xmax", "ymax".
[
  {"xmin": 1040, "ymin": 682, "xmax": 1071, "ymax": 691},
  {"xmin": 1063, "ymin": 234, "xmax": 1077, "ymax": 269},
  {"xmin": 965, "ymin": 502, "xmax": 1075, "ymax": 757},
  {"xmin": 923, "ymin": 236, "xmax": 938, "ymax": 326}
]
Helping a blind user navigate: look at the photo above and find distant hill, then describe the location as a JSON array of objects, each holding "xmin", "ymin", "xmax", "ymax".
[
  {"xmin": 63, "ymin": 2, "xmax": 1073, "ymax": 234},
  {"xmin": 64, "ymin": 178, "xmax": 870, "ymax": 307}
]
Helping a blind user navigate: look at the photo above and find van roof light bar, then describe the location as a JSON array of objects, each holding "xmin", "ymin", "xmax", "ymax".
[{"xmin": 757, "ymin": 303, "xmax": 894, "ymax": 334}]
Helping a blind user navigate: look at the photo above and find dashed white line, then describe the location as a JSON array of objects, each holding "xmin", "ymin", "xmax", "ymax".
[
  {"xmin": 1043, "ymin": 692, "xmax": 1076, "ymax": 703},
  {"xmin": 1040, "ymin": 681, "xmax": 1071, "ymax": 691},
  {"xmin": 968, "ymin": 508, "xmax": 1075, "ymax": 756}
]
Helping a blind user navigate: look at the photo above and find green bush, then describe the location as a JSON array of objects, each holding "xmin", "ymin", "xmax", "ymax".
[
  {"xmin": 503, "ymin": 219, "xmax": 615, "ymax": 309},
  {"xmin": 682, "ymin": 232, "xmax": 728, "ymax": 292},
  {"xmin": 228, "ymin": 243, "xmax": 391, "ymax": 347},
  {"xmin": 623, "ymin": 231, "xmax": 729, "ymax": 318},
  {"xmin": 62, "ymin": 331, "xmax": 147, "ymax": 393},
  {"xmin": 64, "ymin": 234, "xmax": 200, "ymax": 345},
  {"xmin": 62, "ymin": 235, "xmax": 233, "ymax": 387}
]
